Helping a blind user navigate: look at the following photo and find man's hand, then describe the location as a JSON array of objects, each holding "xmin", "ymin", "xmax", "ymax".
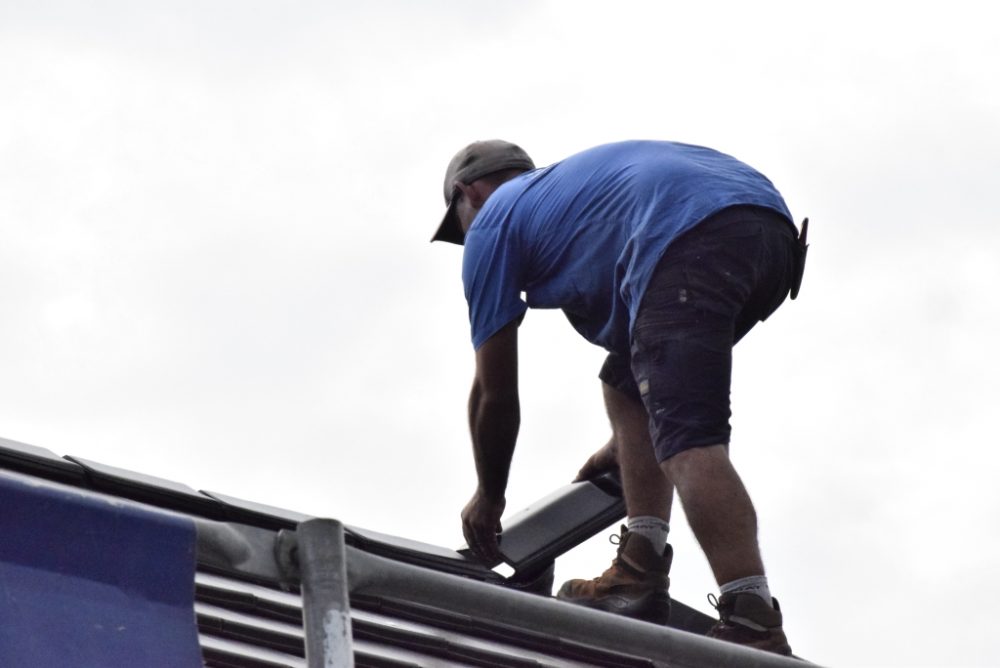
[
  {"xmin": 574, "ymin": 437, "xmax": 619, "ymax": 482},
  {"xmin": 461, "ymin": 489, "xmax": 506, "ymax": 566}
]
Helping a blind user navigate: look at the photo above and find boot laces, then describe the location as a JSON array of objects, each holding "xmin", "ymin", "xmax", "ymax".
[{"xmin": 601, "ymin": 528, "xmax": 643, "ymax": 578}]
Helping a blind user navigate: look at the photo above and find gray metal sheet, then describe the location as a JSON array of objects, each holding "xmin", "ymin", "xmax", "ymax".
[
  {"xmin": 66, "ymin": 455, "xmax": 225, "ymax": 515},
  {"xmin": 199, "ymin": 634, "xmax": 305, "ymax": 668},
  {"xmin": 0, "ymin": 436, "xmax": 86, "ymax": 482},
  {"xmin": 497, "ymin": 475, "xmax": 626, "ymax": 573},
  {"xmin": 195, "ymin": 571, "xmax": 639, "ymax": 667},
  {"xmin": 201, "ymin": 489, "xmax": 314, "ymax": 527}
]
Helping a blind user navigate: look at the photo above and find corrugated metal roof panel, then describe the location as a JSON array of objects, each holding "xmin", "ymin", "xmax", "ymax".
[{"xmin": 195, "ymin": 571, "xmax": 651, "ymax": 667}]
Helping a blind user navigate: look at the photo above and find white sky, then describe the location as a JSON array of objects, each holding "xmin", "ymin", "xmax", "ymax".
[{"xmin": 2, "ymin": 2, "xmax": 999, "ymax": 665}]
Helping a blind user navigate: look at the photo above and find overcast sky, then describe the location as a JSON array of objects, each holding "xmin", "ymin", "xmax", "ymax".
[{"xmin": 2, "ymin": 2, "xmax": 999, "ymax": 665}]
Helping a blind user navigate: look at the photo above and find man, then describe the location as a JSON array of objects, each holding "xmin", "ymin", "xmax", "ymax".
[{"xmin": 432, "ymin": 139, "xmax": 806, "ymax": 655}]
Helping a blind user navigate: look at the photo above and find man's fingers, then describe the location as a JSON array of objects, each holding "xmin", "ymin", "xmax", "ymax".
[
  {"xmin": 574, "ymin": 452, "xmax": 606, "ymax": 482},
  {"xmin": 461, "ymin": 493, "xmax": 506, "ymax": 565},
  {"xmin": 462, "ymin": 520, "xmax": 476, "ymax": 554},
  {"xmin": 574, "ymin": 442, "xmax": 620, "ymax": 482},
  {"xmin": 463, "ymin": 518, "xmax": 500, "ymax": 563},
  {"xmin": 481, "ymin": 533, "xmax": 500, "ymax": 563},
  {"xmin": 573, "ymin": 454, "xmax": 595, "ymax": 481}
]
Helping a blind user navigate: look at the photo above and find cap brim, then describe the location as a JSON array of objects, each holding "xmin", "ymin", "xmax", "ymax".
[{"xmin": 431, "ymin": 196, "xmax": 466, "ymax": 245}]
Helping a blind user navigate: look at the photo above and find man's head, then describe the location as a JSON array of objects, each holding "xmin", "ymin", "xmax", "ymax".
[{"xmin": 432, "ymin": 139, "xmax": 534, "ymax": 245}]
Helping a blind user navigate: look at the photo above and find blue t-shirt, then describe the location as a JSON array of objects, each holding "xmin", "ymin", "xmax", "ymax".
[{"xmin": 462, "ymin": 140, "xmax": 792, "ymax": 352}]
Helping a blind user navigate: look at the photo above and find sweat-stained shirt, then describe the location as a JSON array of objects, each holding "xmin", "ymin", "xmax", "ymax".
[{"xmin": 462, "ymin": 140, "xmax": 793, "ymax": 353}]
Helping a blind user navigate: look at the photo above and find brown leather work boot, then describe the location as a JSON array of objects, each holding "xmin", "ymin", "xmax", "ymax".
[
  {"xmin": 556, "ymin": 527, "xmax": 672, "ymax": 624},
  {"xmin": 707, "ymin": 592, "xmax": 793, "ymax": 656}
]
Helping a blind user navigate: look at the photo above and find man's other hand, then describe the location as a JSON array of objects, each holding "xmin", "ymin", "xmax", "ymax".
[
  {"xmin": 461, "ymin": 489, "xmax": 506, "ymax": 566},
  {"xmin": 574, "ymin": 438, "xmax": 619, "ymax": 482}
]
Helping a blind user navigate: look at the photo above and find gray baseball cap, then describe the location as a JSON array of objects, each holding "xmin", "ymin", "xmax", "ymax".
[{"xmin": 432, "ymin": 139, "xmax": 534, "ymax": 244}]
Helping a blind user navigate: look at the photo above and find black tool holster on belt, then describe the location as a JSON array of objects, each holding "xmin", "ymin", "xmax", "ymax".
[{"xmin": 789, "ymin": 218, "xmax": 809, "ymax": 300}]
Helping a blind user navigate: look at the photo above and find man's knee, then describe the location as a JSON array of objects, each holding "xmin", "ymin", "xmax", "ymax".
[{"xmin": 659, "ymin": 443, "xmax": 730, "ymax": 486}]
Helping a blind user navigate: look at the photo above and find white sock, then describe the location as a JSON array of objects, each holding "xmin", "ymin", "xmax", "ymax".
[
  {"xmin": 720, "ymin": 575, "xmax": 773, "ymax": 607},
  {"xmin": 626, "ymin": 516, "xmax": 669, "ymax": 554}
]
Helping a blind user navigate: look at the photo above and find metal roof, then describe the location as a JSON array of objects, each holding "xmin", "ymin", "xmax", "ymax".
[{"xmin": 0, "ymin": 435, "xmax": 809, "ymax": 667}]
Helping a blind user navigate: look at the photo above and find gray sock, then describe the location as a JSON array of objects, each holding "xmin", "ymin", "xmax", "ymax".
[
  {"xmin": 720, "ymin": 575, "xmax": 773, "ymax": 607},
  {"xmin": 626, "ymin": 516, "xmax": 669, "ymax": 554}
]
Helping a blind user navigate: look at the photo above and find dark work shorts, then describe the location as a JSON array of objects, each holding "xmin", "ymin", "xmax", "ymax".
[{"xmin": 599, "ymin": 205, "xmax": 799, "ymax": 462}]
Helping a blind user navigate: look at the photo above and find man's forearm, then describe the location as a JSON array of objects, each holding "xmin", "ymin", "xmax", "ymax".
[{"xmin": 468, "ymin": 380, "xmax": 520, "ymax": 500}]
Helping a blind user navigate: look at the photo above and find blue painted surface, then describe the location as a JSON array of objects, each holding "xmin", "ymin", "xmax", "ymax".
[{"xmin": 0, "ymin": 471, "xmax": 203, "ymax": 667}]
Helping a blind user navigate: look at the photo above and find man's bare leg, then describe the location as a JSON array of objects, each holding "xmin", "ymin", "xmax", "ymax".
[
  {"xmin": 556, "ymin": 383, "xmax": 674, "ymax": 623},
  {"xmin": 664, "ymin": 445, "xmax": 792, "ymax": 654},
  {"xmin": 601, "ymin": 382, "xmax": 673, "ymax": 521},
  {"xmin": 660, "ymin": 444, "xmax": 764, "ymax": 585}
]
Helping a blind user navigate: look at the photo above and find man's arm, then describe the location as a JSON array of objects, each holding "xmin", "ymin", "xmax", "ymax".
[{"xmin": 461, "ymin": 319, "xmax": 519, "ymax": 564}]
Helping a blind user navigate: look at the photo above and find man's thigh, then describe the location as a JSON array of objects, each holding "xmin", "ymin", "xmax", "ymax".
[
  {"xmin": 631, "ymin": 293, "xmax": 736, "ymax": 463},
  {"xmin": 631, "ymin": 207, "xmax": 795, "ymax": 461}
]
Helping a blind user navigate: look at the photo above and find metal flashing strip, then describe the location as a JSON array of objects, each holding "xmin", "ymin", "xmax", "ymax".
[
  {"xmin": 497, "ymin": 472, "xmax": 626, "ymax": 574},
  {"xmin": 200, "ymin": 490, "xmax": 497, "ymax": 581},
  {"xmin": 345, "ymin": 524, "xmax": 500, "ymax": 582},
  {"xmin": 0, "ymin": 435, "xmax": 87, "ymax": 483},
  {"xmin": 201, "ymin": 489, "xmax": 313, "ymax": 529},
  {"xmin": 667, "ymin": 599, "xmax": 717, "ymax": 636},
  {"xmin": 65, "ymin": 455, "xmax": 227, "ymax": 517}
]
